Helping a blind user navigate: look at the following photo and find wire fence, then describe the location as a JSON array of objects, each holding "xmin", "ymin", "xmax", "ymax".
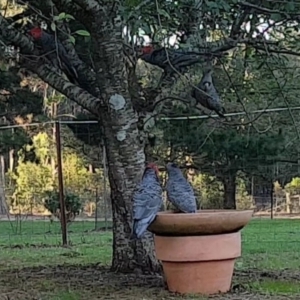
[{"xmin": 0, "ymin": 120, "xmax": 299, "ymax": 273}]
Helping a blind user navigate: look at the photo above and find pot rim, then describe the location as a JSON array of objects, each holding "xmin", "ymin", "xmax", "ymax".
[
  {"xmin": 156, "ymin": 209, "xmax": 254, "ymax": 216},
  {"xmin": 148, "ymin": 209, "xmax": 253, "ymax": 236}
]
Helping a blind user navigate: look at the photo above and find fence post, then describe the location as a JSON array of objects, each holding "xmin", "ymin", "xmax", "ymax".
[
  {"xmin": 55, "ymin": 121, "xmax": 68, "ymax": 246},
  {"xmin": 95, "ymin": 188, "xmax": 98, "ymax": 230},
  {"xmin": 102, "ymin": 144, "xmax": 109, "ymax": 231},
  {"xmin": 270, "ymin": 181, "xmax": 274, "ymax": 220}
]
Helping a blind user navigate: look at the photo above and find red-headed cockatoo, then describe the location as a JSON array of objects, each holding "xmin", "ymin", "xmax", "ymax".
[
  {"xmin": 132, "ymin": 163, "xmax": 163, "ymax": 239},
  {"xmin": 29, "ymin": 27, "xmax": 78, "ymax": 84},
  {"xmin": 139, "ymin": 45, "xmax": 204, "ymax": 80},
  {"xmin": 166, "ymin": 162, "xmax": 197, "ymax": 213}
]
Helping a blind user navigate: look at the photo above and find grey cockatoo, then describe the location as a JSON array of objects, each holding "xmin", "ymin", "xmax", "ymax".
[
  {"xmin": 139, "ymin": 45, "xmax": 204, "ymax": 75},
  {"xmin": 191, "ymin": 69, "xmax": 226, "ymax": 118},
  {"xmin": 165, "ymin": 162, "xmax": 197, "ymax": 213},
  {"xmin": 139, "ymin": 45, "xmax": 209, "ymax": 85},
  {"xmin": 132, "ymin": 163, "xmax": 163, "ymax": 239}
]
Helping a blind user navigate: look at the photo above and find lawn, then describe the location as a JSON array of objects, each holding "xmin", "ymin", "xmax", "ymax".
[{"xmin": 0, "ymin": 218, "xmax": 299, "ymax": 299}]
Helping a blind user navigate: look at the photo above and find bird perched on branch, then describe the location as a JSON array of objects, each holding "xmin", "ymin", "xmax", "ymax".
[
  {"xmin": 166, "ymin": 162, "xmax": 197, "ymax": 213},
  {"xmin": 132, "ymin": 163, "xmax": 163, "ymax": 239},
  {"xmin": 191, "ymin": 69, "xmax": 226, "ymax": 118},
  {"xmin": 139, "ymin": 45, "xmax": 205, "ymax": 81},
  {"xmin": 29, "ymin": 27, "xmax": 78, "ymax": 84}
]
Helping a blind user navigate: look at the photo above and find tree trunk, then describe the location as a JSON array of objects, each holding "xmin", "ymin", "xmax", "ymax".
[
  {"xmin": 9, "ymin": 149, "xmax": 14, "ymax": 171},
  {"xmin": 286, "ymin": 192, "xmax": 291, "ymax": 213},
  {"xmin": 222, "ymin": 173, "xmax": 237, "ymax": 209},
  {"xmin": 102, "ymin": 112, "xmax": 160, "ymax": 273},
  {"xmin": 105, "ymin": 134, "xmax": 160, "ymax": 273},
  {"xmin": 91, "ymin": 8, "xmax": 160, "ymax": 273},
  {"xmin": 0, "ymin": 156, "xmax": 8, "ymax": 215},
  {"xmin": 100, "ymin": 87, "xmax": 160, "ymax": 273}
]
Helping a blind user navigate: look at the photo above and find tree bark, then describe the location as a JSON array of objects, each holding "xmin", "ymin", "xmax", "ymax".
[
  {"xmin": 100, "ymin": 94, "xmax": 160, "ymax": 272},
  {"xmin": 0, "ymin": 156, "xmax": 8, "ymax": 215},
  {"xmin": 105, "ymin": 129, "xmax": 160, "ymax": 273},
  {"xmin": 89, "ymin": 4, "xmax": 160, "ymax": 273},
  {"xmin": 222, "ymin": 173, "xmax": 237, "ymax": 209}
]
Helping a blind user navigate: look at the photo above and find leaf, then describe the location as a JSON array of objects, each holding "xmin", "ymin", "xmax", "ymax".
[
  {"xmin": 141, "ymin": 23, "xmax": 152, "ymax": 35},
  {"xmin": 50, "ymin": 22, "xmax": 56, "ymax": 32},
  {"xmin": 64, "ymin": 14, "xmax": 75, "ymax": 20},
  {"xmin": 270, "ymin": 13, "xmax": 282, "ymax": 22},
  {"xmin": 53, "ymin": 12, "xmax": 75, "ymax": 22},
  {"xmin": 157, "ymin": 8, "xmax": 171, "ymax": 19},
  {"xmin": 286, "ymin": 1, "xmax": 295, "ymax": 11},
  {"xmin": 205, "ymin": 0, "xmax": 218, "ymax": 9},
  {"xmin": 68, "ymin": 35, "xmax": 76, "ymax": 45},
  {"xmin": 74, "ymin": 30, "xmax": 90, "ymax": 37},
  {"xmin": 58, "ymin": 12, "xmax": 66, "ymax": 20}
]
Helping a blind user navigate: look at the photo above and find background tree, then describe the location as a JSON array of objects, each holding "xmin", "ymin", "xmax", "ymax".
[{"xmin": 1, "ymin": 0, "xmax": 300, "ymax": 273}]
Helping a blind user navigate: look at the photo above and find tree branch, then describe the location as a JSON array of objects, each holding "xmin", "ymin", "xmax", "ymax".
[
  {"xmin": 0, "ymin": 14, "xmax": 103, "ymax": 115},
  {"xmin": 51, "ymin": 0, "xmax": 94, "ymax": 29},
  {"xmin": 230, "ymin": 10, "xmax": 249, "ymax": 38},
  {"xmin": 6, "ymin": 10, "xmax": 32, "ymax": 22},
  {"xmin": 239, "ymin": 2, "xmax": 300, "ymax": 17},
  {"xmin": 25, "ymin": 0, "xmax": 99, "ymax": 97},
  {"xmin": 27, "ymin": 63, "xmax": 103, "ymax": 115},
  {"xmin": 178, "ymin": 0, "xmax": 203, "ymax": 46},
  {"xmin": 145, "ymin": 37, "xmax": 277, "ymax": 112},
  {"xmin": 71, "ymin": 0, "xmax": 103, "ymax": 13}
]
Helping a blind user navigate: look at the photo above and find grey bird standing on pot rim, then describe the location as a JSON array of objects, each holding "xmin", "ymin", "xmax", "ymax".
[
  {"xmin": 132, "ymin": 163, "xmax": 163, "ymax": 239},
  {"xmin": 165, "ymin": 162, "xmax": 197, "ymax": 213},
  {"xmin": 191, "ymin": 69, "xmax": 226, "ymax": 118}
]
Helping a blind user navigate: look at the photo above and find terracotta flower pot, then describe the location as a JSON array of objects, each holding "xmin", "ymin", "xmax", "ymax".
[{"xmin": 148, "ymin": 209, "xmax": 253, "ymax": 295}]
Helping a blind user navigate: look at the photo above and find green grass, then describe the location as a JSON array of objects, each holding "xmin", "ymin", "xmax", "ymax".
[
  {"xmin": 0, "ymin": 220, "xmax": 113, "ymax": 270},
  {"xmin": 240, "ymin": 218, "xmax": 300, "ymax": 270},
  {"xmin": 48, "ymin": 291, "xmax": 82, "ymax": 300},
  {"xmin": 0, "ymin": 218, "xmax": 300, "ymax": 299},
  {"xmin": 251, "ymin": 280, "xmax": 300, "ymax": 294}
]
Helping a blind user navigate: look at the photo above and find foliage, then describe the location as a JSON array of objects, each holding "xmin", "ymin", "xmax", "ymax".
[
  {"xmin": 285, "ymin": 177, "xmax": 300, "ymax": 195},
  {"xmin": 190, "ymin": 172, "xmax": 253, "ymax": 209},
  {"xmin": 1, "ymin": 1, "xmax": 299, "ymax": 192},
  {"xmin": 8, "ymin": 161, "xmax": 52, "ymax": 210},
  {"xmin": 43, "ymin": 190, "xmax": 82, "ymax": 223},
  {"xmin": 1, "ymin": 0, "xmax": 300, "ymax": 272},
  {"xmin": 192, "ymin": 174, "xmax": 223, "ymax": 209},
  {"xmin": 7, "ymin": 131, "xmax": 103, "ymax": 214},
  {"xmin": 0, "ymin": 65, "xmax": 44, "ymax": 155}
]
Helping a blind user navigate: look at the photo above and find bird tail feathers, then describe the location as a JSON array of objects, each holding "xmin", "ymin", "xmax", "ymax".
[{"xmin": 131, "ymin": 220, "xmax": 148, "ymax": 240}]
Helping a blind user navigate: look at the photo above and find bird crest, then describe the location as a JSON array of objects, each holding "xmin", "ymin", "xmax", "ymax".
[
  {"xmin": 141, "ymin": 45, "xmax": 154, "ymax": 55},
  {"xmin": 145, "ymin": 162, "xmax": 159, "ymax": 177},
  {"xmin": 29, "ymin": 27, "xmax": 43, "ymax": 39}
]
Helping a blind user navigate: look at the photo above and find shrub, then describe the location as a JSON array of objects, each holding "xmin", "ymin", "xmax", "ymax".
[{"xmin": 44, "ymin": 191, "xmax": 82, "ymax": 223}]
